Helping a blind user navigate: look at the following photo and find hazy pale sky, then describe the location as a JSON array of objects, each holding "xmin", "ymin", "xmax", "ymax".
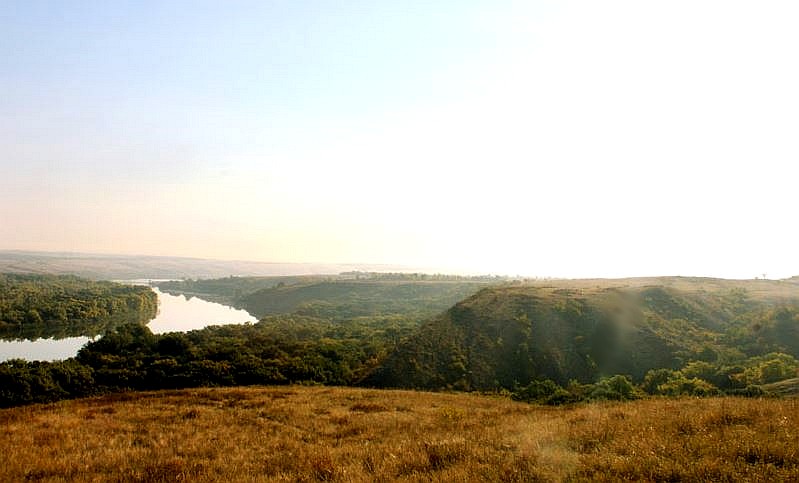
[{"xmin": 1, "ymin": 1, "xmax": 798, "ymax": 278}]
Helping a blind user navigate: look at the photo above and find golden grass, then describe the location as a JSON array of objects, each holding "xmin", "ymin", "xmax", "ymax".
[{"xmin": 1, "ymin": 387, "xmax": 797, "ymax": 482}]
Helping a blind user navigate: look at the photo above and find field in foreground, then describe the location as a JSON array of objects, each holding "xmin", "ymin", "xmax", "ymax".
[{"xmin": 1, "ymin": 387, "xmax": 797, "ymax": 482}]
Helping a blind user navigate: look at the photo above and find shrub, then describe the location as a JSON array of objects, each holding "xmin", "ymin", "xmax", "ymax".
[
  {"xmin": 586, "ymin": 375, "xmax": 638, "ymax": 401},
  {"xmin": 641, "ymin": 369, "xmax": 679, "ymax": 395},
  {"xmin": 512, "ymin": 379, "xmax": 580, "ymax": 405},
  {"xmin": 656, "ymin": 376, "xmax": 720, "ymax": 397}
]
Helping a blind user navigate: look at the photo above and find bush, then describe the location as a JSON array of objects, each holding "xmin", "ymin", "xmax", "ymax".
[
  {"xmin": 655, "ymin": 376, "xmax": 720, "ymax": 397},
  {"xmin": 641, "ymin": 369, "xmax": 679, "ymax": 395},
  {"xmin": 585, "ymin": 375, "xmax": 638, "ymax": 401},
  {"xmin": 0, "ymin": 359, "xmax": 97, "ymax": 407},
  {"xmin": 512, "ymin": 379, "xmax": 579, "ymax": 405},
  {"xmin": 733, "ymin": 353, "xmax": 799, "ymax": 386},
  {"xmin": 512, "ymin": 379, "xmax": 560, "ymax": 402}
]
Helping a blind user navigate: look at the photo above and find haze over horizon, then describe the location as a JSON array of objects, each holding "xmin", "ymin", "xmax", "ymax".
[{"xmin": 2, "ymin": 1, "xmax": 798, "ymax": 279}]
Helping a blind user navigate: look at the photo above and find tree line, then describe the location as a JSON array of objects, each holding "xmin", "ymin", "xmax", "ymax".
[{"xmin": 0, "ymin": 273, "xmax": 157, "ymax": 340}]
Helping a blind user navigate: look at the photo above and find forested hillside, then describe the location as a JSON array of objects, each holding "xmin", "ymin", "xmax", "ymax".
[
  {"xmin": 3, "ymin": 275, "xmax": 799, "ymax": 408},
  {"xmin": 0, "ymin": 273, "xmax": 496, "ymax": 407},
  {"xmin": 157, "ymin": 273, "xmax": 497, "ymax": 320},
  {"xmin": 156, "ymin": 275, "xmax": 326, "ymax": 304},
  {"xmin": 0, "ymin": 274, "xmax": 158, "ymax": 340},
  {"xmin": 366, "ymin": 278, "xmax": 799, "ymax": 391},
  {"xmin": 238, "ymin": 279, "xmax": 492, "ymax": 320}
]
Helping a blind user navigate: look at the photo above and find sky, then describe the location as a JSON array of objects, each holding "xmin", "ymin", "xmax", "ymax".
[{"xmin": 1, "ymin": 1, "xmax": 798, "ymax": 279}]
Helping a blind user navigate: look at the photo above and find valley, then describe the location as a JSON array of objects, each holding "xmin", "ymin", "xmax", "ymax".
[{"xmin": 1, "ymin": 270, "xmax": 799, "ymax": 481}]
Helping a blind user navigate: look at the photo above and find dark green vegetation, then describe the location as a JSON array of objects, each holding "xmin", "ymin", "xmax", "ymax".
[
  {"xmin": 0, "ymin": 274, "xmax": 157, "ymax": 340},
  {"xmin": 156, "ymin": 275, "xmax": 327, "ymax": 304},
  {"xmin": 367, "ymin": 278, "xmax": 799, "ymax": 395},
  {"xmin": 0, "ymin": 274, "xmax": 494, "ymax": 407},
  {"xmin": 2, "ymin": 275, "xmax": 799, "ymax": 408},
  {"xmin": 0, "ymin": 317, "xmax": 393, "ymax": 406}
]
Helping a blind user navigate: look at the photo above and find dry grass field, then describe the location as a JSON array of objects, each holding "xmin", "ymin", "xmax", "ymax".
[{"xmin": 1, "ymin": 386, "xmax": 797, "ymax": 482}]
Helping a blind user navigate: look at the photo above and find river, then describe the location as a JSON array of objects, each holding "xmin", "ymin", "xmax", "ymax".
[{"xmin": 0, "ymin": 287, "xmax": 257, "ymax": 362}]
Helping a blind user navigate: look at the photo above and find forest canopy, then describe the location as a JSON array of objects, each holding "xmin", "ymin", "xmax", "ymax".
[{"xmin": 0, "ymin": 274, "xmax": 157, "ymax": 340}]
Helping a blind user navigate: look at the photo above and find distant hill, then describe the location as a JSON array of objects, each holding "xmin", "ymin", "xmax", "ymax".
[
  {"xmin": 365, "ymin": 277, "xmax": 799, "ymax": 390},
  {"xmin": 155, "ymin": 275, "xmax": 329, "ymax": 304},
  {"xmin": 156, "ymin": 273, "xmax": 501, "ymax": 320},
  {"xmin": 0, "ymin": 250, "xmax": 420, "ymax": 280},
  {"xmin": 236, "ymin": 278, "xmax": 495, "ymax": 320}
]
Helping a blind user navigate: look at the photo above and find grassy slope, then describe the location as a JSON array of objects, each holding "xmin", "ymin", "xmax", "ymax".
[
  {"xmin": 519, "ymin": 276, "xmax": 799, "ymax": 301},
  {"xmin": 762, "ymin": 378, "xmax": 799, "ymax": 396},
  {"xmin": 1, "ymin": 386, "xmax": 797, "ymax": 482}
]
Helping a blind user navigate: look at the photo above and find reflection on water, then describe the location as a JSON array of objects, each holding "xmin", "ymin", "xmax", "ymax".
[
  {"xmin": 0, "ymin": 287, "xmax": 257, "ymax": 362},
  {"xmin": 147, "ymin": 288, "xmax": 256, "ymax": 334},
  {"xmin": 0, "ymin": 336, "xmax": 94, "ymax": 362}
]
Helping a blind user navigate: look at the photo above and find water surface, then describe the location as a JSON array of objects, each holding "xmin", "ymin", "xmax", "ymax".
[
  {"xmin": 0, "ymin": 336, "xmax": 94, "ymax": 362},
  {"xmin": 0, "ymin": 287, "xmax": 256, "ymax": 362},
  {"xmin": 147, "ymin": 288, "xmax": 256, "ymax": 334}
]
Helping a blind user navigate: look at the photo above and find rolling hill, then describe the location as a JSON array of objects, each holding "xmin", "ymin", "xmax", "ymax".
[{"xmin": 366, "ymin": 277, "xmax": 799, "ymax": 390}]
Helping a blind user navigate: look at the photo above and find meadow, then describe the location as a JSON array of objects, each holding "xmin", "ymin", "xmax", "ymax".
[{"xmin": 1, "ymin": 386, "xmax": 797, "ymax": 482}]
